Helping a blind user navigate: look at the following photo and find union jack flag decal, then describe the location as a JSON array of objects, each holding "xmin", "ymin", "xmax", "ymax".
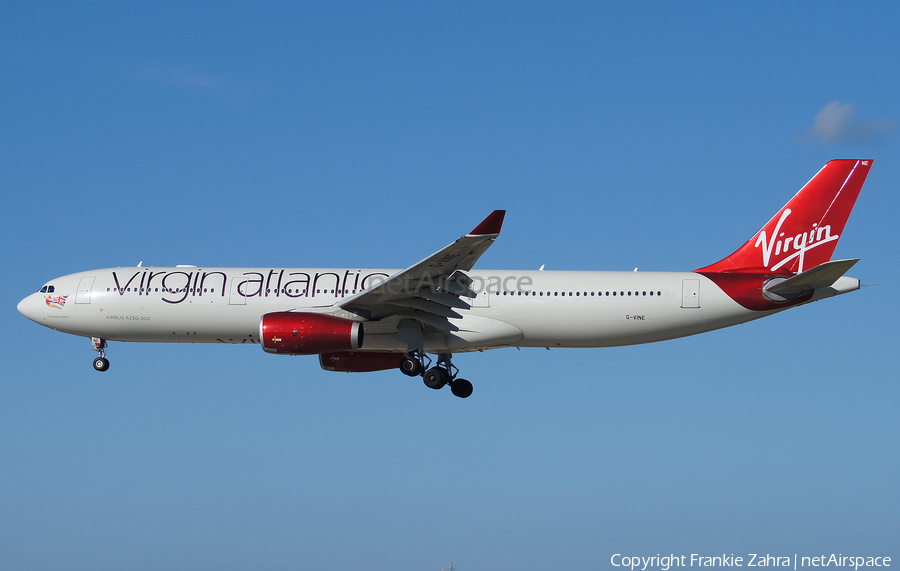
[{"xmin": 45, "ymin": 295, "xmax": 69, "ymax": 309}]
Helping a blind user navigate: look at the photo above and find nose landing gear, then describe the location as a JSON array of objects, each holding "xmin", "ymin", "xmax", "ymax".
[
  {"xmin": 402, "ymin": 352, "xmax": 472, "ymax": 398},
  {"xmin": 91, "ymin": 337, "xmax": 109, "ymax": 372}
]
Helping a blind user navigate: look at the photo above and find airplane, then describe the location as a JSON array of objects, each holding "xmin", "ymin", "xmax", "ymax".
[{"xmin": 18, "ymin": 159, "xmax": 871, "ymax": 398}]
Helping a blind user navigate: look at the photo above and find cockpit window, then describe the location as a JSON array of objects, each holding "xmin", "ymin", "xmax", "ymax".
[{"xmin": 40, "ymin": 286, "xmax": 55, "ymax": 293}]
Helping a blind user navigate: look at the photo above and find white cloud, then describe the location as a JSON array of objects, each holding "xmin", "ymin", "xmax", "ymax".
[
  {"xmin": 141, "ymin": 62, "xmax": 261, "ymax": 103},
  {"xmin": 805, "ymin": 100, "xmax": 897, "ymax": 145}
]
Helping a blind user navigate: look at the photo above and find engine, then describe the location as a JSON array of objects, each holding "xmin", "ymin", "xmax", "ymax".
[
  {"xmin": 319, "ymin": 351, "xmax": 405, "ymax": 373},
  {"xmin": 260, "ymin": 312, "xmax": 363, "ymax": 355}
]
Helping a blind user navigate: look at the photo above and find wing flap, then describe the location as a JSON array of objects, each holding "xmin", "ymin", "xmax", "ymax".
[
  {"xmin": 402, "ymin": 311, "xmax": 460, "ymax": 332},
  {"xmin": 418, "ymin": 289, "xmax": 472, "ymax": 310},
  {"xmin": 386, "ymin": 298, "xmax": 463, "ymax": 319}
]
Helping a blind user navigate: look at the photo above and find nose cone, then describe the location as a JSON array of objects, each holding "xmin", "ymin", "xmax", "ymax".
[{"xmin": 17, "ymin": 294, "xmax": 43, "ymax": 323}]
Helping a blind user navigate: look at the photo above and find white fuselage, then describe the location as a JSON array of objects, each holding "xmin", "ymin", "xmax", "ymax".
[{"xmin": 18, "ymin": 265, "xmax": 846, "ymax": 354}]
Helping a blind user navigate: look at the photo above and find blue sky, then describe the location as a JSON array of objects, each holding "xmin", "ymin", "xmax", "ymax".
[{"xmin": 2, "ymin": 3, "xmax": 898, "ymax": 570}]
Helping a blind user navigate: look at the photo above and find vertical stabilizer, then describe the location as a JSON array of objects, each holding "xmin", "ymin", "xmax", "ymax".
[{"xmin": 697, "ymin": 159, "xmax": 872, "ymax": 274}]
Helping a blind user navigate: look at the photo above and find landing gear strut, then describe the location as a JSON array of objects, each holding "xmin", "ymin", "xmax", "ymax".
[
  {"xmin": 406, "ymin": 352, "xmax": 472, "ymax": 398},
  {"xmin": 91, "ymin": 337, "xmax": 109, "ymax": 372}
]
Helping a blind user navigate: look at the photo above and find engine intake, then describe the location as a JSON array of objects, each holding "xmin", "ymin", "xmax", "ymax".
[{"xmin": 260, "ymin": 313, "xmax": 363, "ymax": 355}]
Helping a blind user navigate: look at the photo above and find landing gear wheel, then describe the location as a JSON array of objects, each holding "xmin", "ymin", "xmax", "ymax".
[
  {"xmin": 399, "ymin": 355, "xmax": 423, "ymax": 377},
  {"xmin": 450, "ymin": 378, "xmax": 473, "ymax": 399},
  {"xmin": 423, "ymin": 367, "xmax": 449, "ymax": 390},
  {"xmin": 91, "ymin": 337, "xmax": 109, "ymax": 372},
  {"xmin": 417, "ymin": 353, "xmax": 475, "ymax": 397}
]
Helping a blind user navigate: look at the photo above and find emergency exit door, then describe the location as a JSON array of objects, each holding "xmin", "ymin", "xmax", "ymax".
[
  {"xmin": 75, "ymin": 276, "xmax": 95, "ymax": 304},
  {"xmin": 681, "ymin": 278, "xmax": 700, "ymax": 308}
]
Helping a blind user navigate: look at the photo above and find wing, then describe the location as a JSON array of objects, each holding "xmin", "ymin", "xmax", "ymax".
[{"xmin": 338, "ymin": 210, "xmax": 506, "ymax": 332}]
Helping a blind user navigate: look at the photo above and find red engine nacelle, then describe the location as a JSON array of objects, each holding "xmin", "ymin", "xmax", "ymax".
[
  {"xmin": 319, "ymin": 351, "xmax": 405, "ymax": 373},
  {"xmin": 260, "ymin": 313, "xmax": 363, "ymax": 355}
]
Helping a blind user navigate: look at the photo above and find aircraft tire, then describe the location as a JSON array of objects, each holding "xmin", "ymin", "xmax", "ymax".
[
  {"xmin": 399, "ymin": 356, "xmax": 422, "ymax": 377},
  {"xmin": 450, "ymin": 379, "xmax": 473, "ymax": 398},
  {"xmin": 423, "ymin": 367, "xmax": 448, "ymax": 390},
  {"xmin": 93, "ymin": 357, "xmax": 110, "ymax": 372}
]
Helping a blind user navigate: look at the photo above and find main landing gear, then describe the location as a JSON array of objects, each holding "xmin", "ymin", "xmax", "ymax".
[
  {"xmin": 91, "ymin": 337, "xmax": 110, "ymax": 372},
  {"xmin": 399, "ymin": 351, "xmax": 473, "ymax": 398}
]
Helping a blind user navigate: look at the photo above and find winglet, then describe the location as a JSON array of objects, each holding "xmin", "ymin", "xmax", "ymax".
[{"xmin": 468, "ymin": 210, "xmax": 506, "ymax": 236}]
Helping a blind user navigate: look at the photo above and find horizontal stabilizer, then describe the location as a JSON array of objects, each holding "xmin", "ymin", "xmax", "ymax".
[{"xmin": 766, "ymin": 259, "xmax": 859, "ymax": 294}]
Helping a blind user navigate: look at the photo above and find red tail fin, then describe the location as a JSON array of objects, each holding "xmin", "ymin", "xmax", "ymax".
[{"xmin": 697, "ymin": 159, "xmax": 872, "ymax": 274}]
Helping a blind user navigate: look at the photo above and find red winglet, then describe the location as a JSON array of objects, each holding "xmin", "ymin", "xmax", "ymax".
[{"xmin": 468, "ymin": 210, "xmax": 506, "ymax": 236}]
